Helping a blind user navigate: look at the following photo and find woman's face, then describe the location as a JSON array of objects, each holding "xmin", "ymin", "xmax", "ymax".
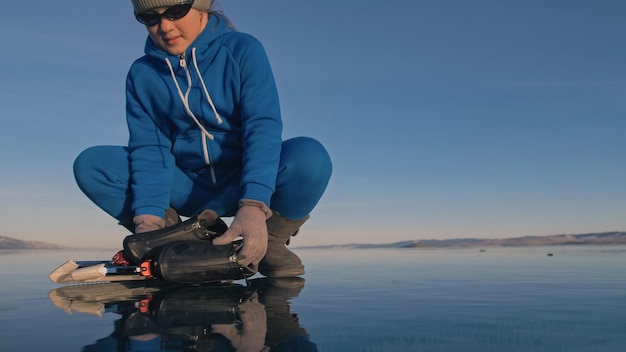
[{"xmin": 146, "ymin": 8, "xmax": 208, "ymax": 55}]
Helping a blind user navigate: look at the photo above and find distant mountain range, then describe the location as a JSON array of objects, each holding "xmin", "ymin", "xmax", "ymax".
[
  {"xmin": 296, "ymin": 231, "xmax": 626, "ymax": 249},
  {"xmin": 0, "ymin": 236, "xmax": 69, "ymax": 250},
  {"xmin": 3, "ymin": 231, "xmax": 626, "ymax": 251}
]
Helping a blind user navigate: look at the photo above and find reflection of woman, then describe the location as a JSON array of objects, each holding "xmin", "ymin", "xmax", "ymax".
[
  {"xmin": 74, "ymin": 0, "xmax": 332, "ymax": 276},
  {"xmin": 73, "ymin": 280, "xmax": 317, "ymax": 352},
  {"xmin": 82, "ymin": 319, "xmax": 243, "ymax": 352},
  {"xmin": 125, "ymin": 292, "xmax": 268, "ymax": 351}
]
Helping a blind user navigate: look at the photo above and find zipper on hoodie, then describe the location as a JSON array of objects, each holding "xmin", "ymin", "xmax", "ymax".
[{"xmin": 173, "ymin": 52, "xmax": 217, "ymax": 184}]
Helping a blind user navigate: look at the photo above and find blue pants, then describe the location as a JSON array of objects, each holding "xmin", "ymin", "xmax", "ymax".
[{"xmin": 73, "ymin": 137, "xmax": 331, "ymax": 224}]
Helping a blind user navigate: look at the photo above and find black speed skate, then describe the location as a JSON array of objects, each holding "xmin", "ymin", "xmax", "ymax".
[{"xmin": 123, "ymin": 209, "xmax": 228, "ymax": 264}]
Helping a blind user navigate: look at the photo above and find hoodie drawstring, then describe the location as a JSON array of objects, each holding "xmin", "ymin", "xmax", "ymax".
[{"xmin": 192, "ymin": 47, "xmax": 223, "ymax": 125}]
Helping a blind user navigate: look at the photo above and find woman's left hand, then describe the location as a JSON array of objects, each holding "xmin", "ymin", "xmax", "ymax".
[{"xmin": 213, "ymin": 200, "xmax": 272, "ymax": 271}]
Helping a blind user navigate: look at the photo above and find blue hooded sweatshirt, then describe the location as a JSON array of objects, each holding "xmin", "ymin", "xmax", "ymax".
[{"xmin": 126, "ymin": 15, "xmax": 282, "ymax": 218}]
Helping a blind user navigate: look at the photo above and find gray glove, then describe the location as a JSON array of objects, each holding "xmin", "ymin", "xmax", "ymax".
[
  {"xmin": 213, "ymin": 199, "xmax": 272, "ymax": 271},
  {"xmin": 133, "ymin": 214, "xmax": 166, "ymax": 233}
]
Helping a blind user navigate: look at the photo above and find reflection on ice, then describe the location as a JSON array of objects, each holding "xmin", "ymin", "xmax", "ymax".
[{"xmin": 48, "ymin": 278, "xmax": 317, "ymax": 351}]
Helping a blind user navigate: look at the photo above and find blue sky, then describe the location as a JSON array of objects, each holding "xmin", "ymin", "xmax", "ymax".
[{"xmin": 1, "ymin": 0, "xmax": 624, "ymax": 249}]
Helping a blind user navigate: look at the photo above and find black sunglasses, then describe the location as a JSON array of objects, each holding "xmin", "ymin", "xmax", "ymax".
[{"xmin": 135, "ymin": 1, "xmax": 195, "ymax": 26}]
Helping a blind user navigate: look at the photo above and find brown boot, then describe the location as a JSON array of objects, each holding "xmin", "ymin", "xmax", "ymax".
[{"xmin": 259, "ymin": 214, "xmax": 309, "ymax": 277}]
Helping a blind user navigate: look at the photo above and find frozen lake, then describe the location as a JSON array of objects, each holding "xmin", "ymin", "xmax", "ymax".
[{"xmin": 1, "ymin": 245, "xmax": 625, "ymax": 351}]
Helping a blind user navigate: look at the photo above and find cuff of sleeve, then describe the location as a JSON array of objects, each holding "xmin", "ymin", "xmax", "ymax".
[
  {"xmin": 242, "ymin": 183, "xmax": 273, "ymax": 206},
  {"xmin": 134, "ymin": 206, "xmax": 166, "ymax": 218},
  {"xmin": 239, "ymin": 199, "xmax": 273, "ymax": 220}
]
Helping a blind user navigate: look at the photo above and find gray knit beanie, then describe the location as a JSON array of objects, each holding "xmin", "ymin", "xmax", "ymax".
[{"xmin": 132, "ymin": 0, "xmax": 212, "ymax": 13}]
